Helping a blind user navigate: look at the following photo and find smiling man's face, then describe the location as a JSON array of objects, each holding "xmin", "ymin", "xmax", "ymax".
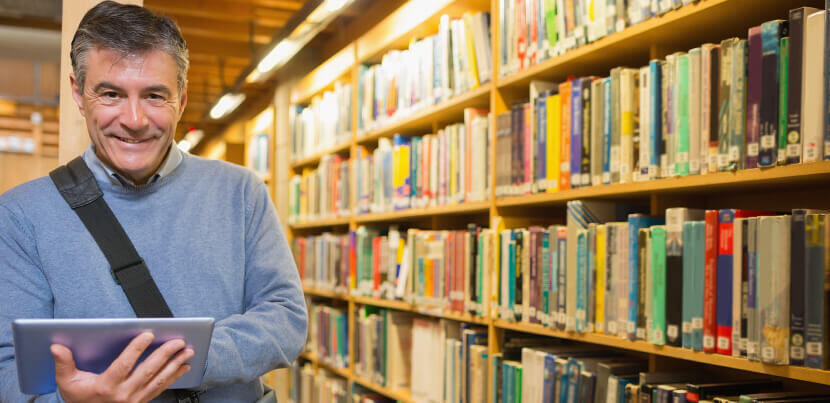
[{"xmin": 71, "ymin": 47, "xmax": 186, "ymax": 185}]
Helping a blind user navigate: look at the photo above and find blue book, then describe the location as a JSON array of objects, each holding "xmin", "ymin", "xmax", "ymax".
[
  {"xmin": 542, "ymin": 231, "xmax": 551, "ymax": 325},
  {"xmin": 576, "ymin": 230, "xmax": 588, "ymax": 332},
  {"xmin": 682, "ymin": 222, "xmax": 697, "ymax": 350},
  {"xmin": 628, "ymin": 215, "xmax": 665, "ymax": 340},
  {"xmin": 557, "ymin": 232, "xmax": 568, "ymax": 330},
  {"xmin": 617, "ymin": 376, "xmax": 638, "ymax": 403},
  {"xmin": 571, "ymin": 78, "xmax": 584, "ymax": 187},
  {"xmin": 649, "ymin": 60, "xmax": 663, "ymax": 178},
  {"xmin": 759, "ymin": 21, "xmax": 786, "ymax": 167},
  {"xmin": 538, "ymin": 94, "xmax": 549, "ymax": 186},
  {"xmin": 565, "ymin": 358, "xmax": 581, "ymax": 403},
  {"xmin": 504, "ymin": 361, "xmax": 514, "ymax": 403},
  {"xmin": 493, "ymin": 353, "xmax": 503, "ymax": 403},
  {"xmin": 716, "ymin": 209, "xmax": 735, "ymax": 355},
  {"xmin": 602, "ymin": 77, "xmax": 613, "ymax": 184},
  {"xmin": 559, "ymin": 359, "xmax": 570, "ymax": 403},
  {"xmin": 509, "ymin": 231, "xmax": 517, "ymax": 316},
  {"xmin": 543, "ymin": 353, "xmax": 556, "ymax": 403},
  {"xmin": 825, "ymin": 1, "xmax": 830, "ymax": 159}
]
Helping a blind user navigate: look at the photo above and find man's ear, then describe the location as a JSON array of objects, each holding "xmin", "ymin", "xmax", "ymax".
[
  {"xmin": 178, "ymin": 86, "xmax": 188, "ymax": 120},
  {"xmin": 69, "ymin": 74, "xmax": 85, "ymax": 115}
]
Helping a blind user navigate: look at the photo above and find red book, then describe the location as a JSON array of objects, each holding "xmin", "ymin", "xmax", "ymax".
[
  {"xmin": 349, "ymin": 232, "xmax": 356, "ymax": 291},
  {"xmin": 559, "ymin": 80, "xmax": 572, "ymax": 190},
  {"xmin": 446, "ymin": 233, "xmax": 453, "ymax": 306},
  {"xmin": 455, "ymin": 231, "xmax": 466, "ymax": 313},
  {"xmin": 703, "ymin": 210, "xmax": 719, "ymax": 353},
  {"xmin": 515, "ymin": 0, "xmax": 527, "ymax": 71},
  {"xmin": 372, "ymin": 236, "xmax": 382, "ymax": 293}
]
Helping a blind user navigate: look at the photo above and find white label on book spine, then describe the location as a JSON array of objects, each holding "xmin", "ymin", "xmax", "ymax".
[
  {"xmin": 692, "ymin": 317, "xmax": 703, "ymax": 329},
  {"xmin": 608, "ymin": 321, "xmax": 618, "ymax": 334},
  {"xmin": 529, "ymin": 307, "xmax": 537, "ymax": 318},
  {"xmin": 807, "ymin": 342, "xmax": 822, "ymax": 356},
  {"xmin": 676, "ymin": 152, "xmax": 689, "ymax": 163},
  {"xmin": 825, "ymin": 142, "xmax": 830, "ymax": 158},
  {"xmin": 588, "ymin": 323, "xmax": 594, "ymax": 333},
  {"xmin": 787, "ymin": 144, "xmax": 801, "ymax": 158},
  {"xmin": 761, "ymin": 135, "xmax": 775, "ymax": 149},
  {"xmin": 717, "ymin": 336, "xmax": 730, "ymax": 350},
  {"xmin": 717, "ymin": 154, "xmax": 728, "ymax": 168},
  {"xmin": 708, "ymin": 155, "xmax": 718, "ymax": 170},
  {"xmin": 576, "ymin": 310, "xmax": 586, "ymax": 321},
  {"xmin": 602, "ymin": 172, "xmax": 610, "ymax": 183},
  {"xmin": 683, "ymin": 321, "xmax": 692, "ymax": 333},
  {"xmin": 762, "ymin": 346, "xmax": 775, "ymax": 361},
  {"xmin": 620, "ymin": 163, "xmax": 631, "ymax": 175},
  {"xmin": 637, "ymin": 328, "xmax": 646, "ymax": 339},
  {"xmin": 627, "ymin": 321, "xmax": 636, "ymax": 333},
  {"xmin": 690, "ymin": 159, "xmax": 700, "ymax": 173},
  {"xmin": 566, "ymin": 316, "xmax": 575, "ymax": 328},
  {"xmin": 703, "ymin": 335, "xmax": 715, "ymax": 349},
  {"xmin": 561, "ymin": 162, "xmax": 570, "ymax": 171},
  {"xmin": 747, "ymin": 342, "xmax": 758, "ymax": 356},
  {"xmin": 747, "ymin": 143, "xmax": 760, "ymax": 157},
  {"xmin": 667, "ymin": 325, "xmax": 679, "ymax": 340},
  {"xmin": 596, "ymin": 322, "xmax": 604, "ymax": 333},
  {"xmin": 653, "ymin": 329, "xmax": 664, "ymax": 342},
  {"xmin": 739, "ymin": 338, "xmax": 747, "ymax": 352},
  {"xmin": 610, "ymin": 146, "xmax": 621, "ymax": 171},
  {"xmin": 791, "ymin": 346, "xmax": 805, "ymax": 360},
  {"xmin": 728, "ymin": 146, "xmax": 740, "ymax": 162},
  {"xmin": 806, "ymin": 146, "xmax": 818, "ymax": 161}
]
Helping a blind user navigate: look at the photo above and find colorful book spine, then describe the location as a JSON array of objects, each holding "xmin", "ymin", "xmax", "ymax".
[
  {"xmin": 547, "ymin": 91, "xmax": 562, "ymax": 193},
  {"xmin": 560, "ymin": 81, "xmax": 572, "ymax": 190},
  {"xmin": 602, "ymin": 77, "xmax": 613, "ymax": 184},
  {"xmin": 651, "ymin": 225, "xmax": 667, "ymax": 345},
  {"xmin": 667, "ymin": 208, "xmax": 701, "ymax": 347},
  {"xmin": 803, "ymin": 10, "xmax": 826, "ymax": 162},
  {"xmin": 716, "ymin": 209, "xmax": 735, "ymax": 355},
  {"xmin": 571, "ymin": 78, "xmax": 584, "ymax": 187},
  {"xmin": 747, "ymin": 217, "xmax": 760, "ymax": 361},
  {"xmin": 649, "ymin": 60, "xmax": 662, "ymax": 180},
  {"xmin": 689, "ymin": 48, "xmax": 702, "ymax": 175},
  {"xmin": 717, "ymin": 39, "xmax": 734, "ymax": 172},
  {"xmin": 610, "ymin": 68, "xmax": 622, "ymax": 183},
  {"xmin": 826, "ymin": 1, "xmax": 830, "ymax": 160},
  {"xmin": 537, "ymin": 94, "xmax": 549, "ymax": 190},
  {"xmin": 729, "ymin": 40, "xmax": 747, "ymax": 171},
  {"xmin": 805, "ymin": 213, "xmax": 828, "ymax": 368},
  {"xmin": 758, "ymin": 21, "xmax": 786, "ymax": 167},
  {"xmin": 683, "ymin": 221, "xmax": 706, "ymax": 351},
  {"xmin": 576, "ymin": 229, "xmax": 588, "ymax": 332},
  {"xmin": 778, "ymin": 37, "xmax": 789, "ymax": 166},
  {"xmin": 703, "ymin": 210, "xmax": 719, "ymax": 353},
  {"xmin": 791, "ymin": 209, "xmax": 810, "ymax": 366},
  {"xmin": 746, "ymin": 26, "xmax": 762, "ymax": 169},
  {"xmin": 629, "ymin": 215, "xmax": 664, "ymax": 340},
  {"xmin": 675, "ymin": 53, "xmax": 691, "ymax": 176},
  {"xmin": 620, "ymin": 69, "xmax": 637, "ymax": 183},
  {"xmin": 786, "ymin": 8, "xmax": 818, "ymax": 165},
  {"xmin": 557, "ymin": 226, "xmax": 568, "ymax": 330},
  {"xmin": 638, "ymin": 228, "xmax": 651, "ymax": 340},
  {"xmin": 591, "ymin": 79, "xmax": 605, "ymax": 186},
  {"xmin": 581, "ymin": 79, "xmax": 594, "ymax": 187},
  {"xmin": 703, "ymin": 44, "xmax": 720, "ymax": 174}
]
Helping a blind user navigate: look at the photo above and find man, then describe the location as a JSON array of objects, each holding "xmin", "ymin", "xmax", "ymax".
[{"xmin": 0, "ymin": 2, "xmax": 307, "ymax": 402}]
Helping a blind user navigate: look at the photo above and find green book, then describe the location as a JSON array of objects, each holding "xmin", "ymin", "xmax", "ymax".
[
  {"xmin": 676, "ymin": 53, "xmax": 691, "ymax": 176},
  {"xmin": 515, "ymin": 365, "xmax": 523, "ymax": 403},
  {"xmin": 651, "ymin": 225, "xmax": 668, "ymax": 345},
  {"xmin": 778, "ymin": 36, "xmax": 790, "ymax": 165},
  {"xmin": 729, "ymin": 39, "xmax": 747, "ymax": 170}
]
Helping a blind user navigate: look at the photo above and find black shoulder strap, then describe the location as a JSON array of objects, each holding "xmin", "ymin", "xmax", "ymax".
[{"xmin": 49, "ymin": 157, "xmax": 173, "ymax": 318}]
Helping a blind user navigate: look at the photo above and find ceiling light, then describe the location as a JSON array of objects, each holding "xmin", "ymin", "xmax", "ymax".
[
  {"xmin": 209, "ymin": 93, "xmax": 245, "ymax": 120},
  {"xmin": 253, "ymin": 109, "xmax": 274, "ymax": 133},
  {"xmin": 256, "ymin": 40, "xmax": 299, "ymax": 75},
  {"xmin": 324, "ymin": 0, "xmax": 349, "ymax": 13}
]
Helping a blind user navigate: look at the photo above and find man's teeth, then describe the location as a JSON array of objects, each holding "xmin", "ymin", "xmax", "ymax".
[{"xmin": 117, "ymin": 137, "xmax": 143, "ymax": 143}]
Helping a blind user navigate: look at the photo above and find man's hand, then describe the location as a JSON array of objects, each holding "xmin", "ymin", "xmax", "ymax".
[{"xmin": 51, "ymin": 332, "xmax": 194, "ymax": 403}]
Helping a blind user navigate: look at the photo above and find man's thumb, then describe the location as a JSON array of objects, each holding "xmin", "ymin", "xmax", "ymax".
[{"xmin": 50, "ymin": 344, "xmax": 77, "ymax": 378}]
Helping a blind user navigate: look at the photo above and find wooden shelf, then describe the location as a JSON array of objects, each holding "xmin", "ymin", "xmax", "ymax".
[
  {"xmin": 302, "ymin": 286, "xmax": 349, "ymax": 300},
  {"xmin": 291, "ymin": 43, "xmax": 355, "ymax": 105},
  {"xmin": 352, "ymin": 374, "xmax": 413, "ymax": 403},
  {"xmin": 289, "ymin": 216, "xmax": 351, "ymax": 230},
  {"xmin": 299, "ymin": 352, "xmax": 352, "ymax": 379},
  {"xmin": 411, "ymin": 306, "xmax": 489, "ymax": 325},
  {"xmin": 493, "ymin": 320, "xmax": 830, "ymax": 386},
  {"xmin": 495, "ymin": 0, "xmax": 823, "ymax": 93},
  {"xmin": 354, "ymin": 200, "xmax": 491, "ymax": 224},
  {"xmin": 356, "ymin": 83, "xmax": 492, "ymax": 144},
  {"xmin": 290, "ymin": 142, "xmax": 352, "ymax": 170},
  {"xmin": 496, "ymin": 161, "xmax": 830, "ymax": 209},
  {"xmin": 352, "ymin": 295, "xmax": 412, "ymax": 311}
]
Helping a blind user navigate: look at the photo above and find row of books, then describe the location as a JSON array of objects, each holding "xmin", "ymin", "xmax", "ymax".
[
  {"xmin": 497, "ymin": 6, "xmax": 830, "ymax": 197},
  {"xmin": 354, "ymin": 109, "xmax": 491, "ymax": 214},
  {"xmin": 498, "ymin": 0, "xmax": 700, "ymax": 78},
  {"xmin": 293, "ymin": 200, "xmax": 830, "ymax": 369},
  {"xmin": 306, "ymin": 301, "xmax": 349, "ymax": 370},
  {"xmin": 354, "ymin": 307, "xmax": 412, "ymax": 390},
  {"xmin": 290, "ymin": 81, "xmax": 353, "ymax": 161},
  {"xmin": 288, "ymin": 153, "xmax": 351, "ymax": 224},
  {"xmin": 357, "ymin": 12, "xmax": 492, "ymax": 134},
  {"xmin": 290, "ymin": 363, "xmax": 348, "ymax": 403},
  {"xmin": 246, "ymin": 133, "xmax": 270, "ymax": 177},
  {"xmin": 495, "ymin": 335, "xmax": 830, "ymax": 403}
]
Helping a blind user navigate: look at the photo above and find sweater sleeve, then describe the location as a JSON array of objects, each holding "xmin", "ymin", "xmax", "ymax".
[
  {"xmin": 0, "ymin": 203, "xmax": 61, "ymax": 402},
  {"xmin": 200, "ymin": 179, "xmax": 307, "ymax": 389}
]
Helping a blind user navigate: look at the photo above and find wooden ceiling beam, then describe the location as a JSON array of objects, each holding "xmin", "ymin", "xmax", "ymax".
[
  {"xmin": 145, "ymin": 2, "xmax": 293, "ymax": 27},
  {"xmin": 186, "ymin": 36, "xmax": 260, "ymax": 60},
  {"xmin": 188, "ymin": 54, "xmax": 251, "ymax": 68},
  {"xmin": 179, "ymin": 26, "xmax": 271, "ymax": 45}
]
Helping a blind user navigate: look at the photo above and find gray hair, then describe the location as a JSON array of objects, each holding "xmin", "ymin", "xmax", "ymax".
[{"xmin": 70, "ymin": 1, "xmax": 189, "ymax": 94}]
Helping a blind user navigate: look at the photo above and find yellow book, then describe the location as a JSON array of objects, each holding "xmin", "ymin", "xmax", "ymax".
[
  {"xmin": 491, "ymin": 216, "xmax": 504, "ymax": 318},
  {"xmin": 546, "ymin": 93, "xmax": 561, "ymax": 193},
  {"xmin": 595, "ymin": 224, "xmax": 606, "ymax": 333},
  {"xmin": 463, "ymin": 13, "xmax": 480, "ymax": 89}
]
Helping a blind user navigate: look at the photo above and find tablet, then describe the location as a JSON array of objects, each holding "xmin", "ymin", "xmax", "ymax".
[{"xmin": 12, "ymin": 317, "xmax": 214, "ymax": 395}]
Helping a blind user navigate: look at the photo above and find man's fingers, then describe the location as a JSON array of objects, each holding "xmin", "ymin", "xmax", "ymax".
[
  {"xmin": 124, "ymin": 338, "xmax": 187, "ymax": 391},
  {"xmin": 137, "ymin": 348, "xmax": 194, "ymax": 401},
  {"xmin": 102, "ymin": 332, "xmax": 155, "ymax": 382},
  {"xmin": 50, "ymin": 344, "xmax": 77, "ymax": 380}
]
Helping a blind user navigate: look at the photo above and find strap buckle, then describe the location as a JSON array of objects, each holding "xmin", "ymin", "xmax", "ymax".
[{"xmin": 110, "ymin": 259, "xmax": 146, "ymax": 285}]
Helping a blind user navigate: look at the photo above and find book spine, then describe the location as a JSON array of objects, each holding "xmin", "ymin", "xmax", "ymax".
[
  {"xmin": 703, "ymin": 210, "xmax": 719, "ymax": 353},
  {"xmin": 803, "ymin": 11, "xmax": 826, "ymax": 162},
  {"xmin": 547, "ymin": 92, "xmax": 562, "ymax": 193},
  {"xmin": 682, "ymin": 222, "xmax": 695, "ymax": 349},
  {"xmin": 746, "ymin": 27, "xmax": 762, "ymax": 168},
  {"xmin": 689, "ymin": 48, "xmax": 702, "ymax": 175},
  {"xmin": 707, "ymin": 46, "xmax": 721, "ymax": 173},
  {"xmin": 571, "ymin": 78, "xmax": 584, "ymax": 187},
  {"xmin": 557, "ymin": 227, "xmax": 568, "ymax": 329},
  {"xmin": 611, "ymin": 68, "xmax": 622, "ymax": 183},
  {"xmin": 716, "ymin": 209, "xmax": 735, "ymax": 356},
  {"xmin": 733, "ymin": 218, "xmax": 748, "ymax": 358},
  {"xmin": 778, "ymin": 37, "xmax": 790, "ymax": 166},
  {"xmin": 541, "ymin": 230, "xmax": 551, "ymax": 324},
  {"xmin": 787, "ymin": 9, "xmax": 807, "ymax": 164},
  {"xmin": 805, "ymin": 214, "xmax": 828, "ymax": 368},
  {"xmin": 606, "ymin": 224, "xmax": 617, "ymax": 335},
  {"xmin": 666, "ymin": 209, "xmax": 685, "ymax": 347},
  {"xmin": 826, "ymin": 1, "xmax": 830, "ymax": 160},
  {"xmin": 576, "ymin": 229, "xmax": 588, "ymax": 332},
  {"xmin": 639, "ymin": 67, "xmax": 652, "ymax": 181},
  {"xmin": 581, "ymin": 79, "xmax": 593, "ymax": 187},
  {"xmin": 729, "ymin": 40, "xmax": 747, "ymax": 171},
  {"xmin": 629, "ymin": 219, "xmax": 643, "ymax": 340},
  {"xmin": 675, "ymin": 54, "xmax": 691, "ymax": 176},
  {"xmin": 760, "ymin": 216, "xmax": 791, "ymax": 365},
  {"xmin": 560, "ymin": 81, "xmax": 572, "ymax": 190},
  {"xmin": 620, "ymin": 69, "xmax": 636, "ymax": 183},
  {"xmin": 717, "ymin": 40, "xmax": 733, "ymax": 172},
  {"xmin": 791, "ymin": 210, "xmax": 808, "ymax": 366},
  {"xmin": 538, "ymin": 96, "xmax": 548, "ymax": 189},
  {"xmin": 651, "ymin": 225, "xmax": 667, "ymax": 345},
  {"xmin": 591, "ymin": 79, "xmax": 605, "ymax": 186},
  {"xmin": 638, "ymin": 228, "xmax": 650, "ymax": 340},
  {"xmin": 524, "ymin": 104, "xmax": 533, "ymax": 194},
  {"xmin": 758, "ymin": 22, "xmax": 784, "ymax": 167},
  {"xmin": 596, "ymin": 224, "xmax": 607, "ymax": 333},
  {"xmin": 602, "ymin": 77, "xmax": 613, "ymax": 184},
  {"xmin": 650, "ymin": 60, "xmax": 663, "ymax": 179}
]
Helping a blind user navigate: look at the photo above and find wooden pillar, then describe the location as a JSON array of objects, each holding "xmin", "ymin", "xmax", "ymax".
[{"xmin": 59, "ymin": 0, "xmax": 142, "ymax": 164}]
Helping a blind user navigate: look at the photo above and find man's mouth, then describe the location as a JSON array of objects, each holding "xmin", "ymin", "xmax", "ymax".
[{"xmin": 113, "ymin": 136, "xmax": 150, "ymax": 144}]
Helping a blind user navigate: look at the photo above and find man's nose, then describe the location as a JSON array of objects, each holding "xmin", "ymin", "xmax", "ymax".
[{"xmin": 120, "ymin": 97, "xmax": 149, "ymax": 131}]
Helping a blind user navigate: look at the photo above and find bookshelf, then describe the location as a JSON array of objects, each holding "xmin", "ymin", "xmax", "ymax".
[{"xmin": 280, "ymin": 0, "xmax": 830, "ymax": 401}]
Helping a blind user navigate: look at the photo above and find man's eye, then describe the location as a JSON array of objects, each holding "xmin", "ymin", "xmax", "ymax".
[
  {"xmin": 148, "ymin": 93, "xmax": 164, "ymax": 101},
  {"xmin": 103, "ymin": 91, "xmax": 119, "ymax": 98}
]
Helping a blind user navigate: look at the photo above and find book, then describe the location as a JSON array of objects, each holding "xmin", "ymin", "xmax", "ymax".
[
  {"xmin": 651, "ymin": 225, "xmax": 667, "ymax": 345},
  {"xmin": 805, "ymin": 213, "xmax": 829, "ymax": 368},
  {"xmin": 631, "ymin": 215, "xmax": 665, "ymax": 341},
  {"xmin": 683, "ymin": 221, "xmax": 706, "ymax": 351},
  {"xmin": 786, "ymin": 8, "xmax": 821, "ymax": 165},
  {"xmin": 703, "ymin": 210, "xmax": 719, "ymax": 353},
  {"xmin": 746, "ymin": 26, "xmax": 762, "ymax": 169},
  {"xmin": 758, "ymin": 216, "xmax": 790, "ymax": 365},
  {"xmin": 804, "ymin": 10, "xmax": 826, "ymax": 162},
  {"xmin": 667, "ymin": 208, "xmax": 703, "ymax": 347},
  {"xmin": 716, "ymin": 209, "xmax": 736, "ymax": 355},
  {"xmin": 758, "ymin": 21, "xmax": 787, "ymax": 167}
]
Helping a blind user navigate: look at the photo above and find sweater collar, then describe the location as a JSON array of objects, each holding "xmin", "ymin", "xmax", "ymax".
[{"xmin": 82, "ymin": 141, "xmax": 183, "ymax": 188}]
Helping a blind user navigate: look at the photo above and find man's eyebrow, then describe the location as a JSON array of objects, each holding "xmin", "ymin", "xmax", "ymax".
[
  {"xmin": 93, "ymin": 82, "xmax": 123, "ymax": 93},
  {"xmin": 144, "ymin": 85, "xmax": 172, "ymax": 97}
]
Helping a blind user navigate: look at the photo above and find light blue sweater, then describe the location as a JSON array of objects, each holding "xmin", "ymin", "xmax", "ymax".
[{"xmin": 0, "ymin": 152, "xmax": 307, "ymax": 402}]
